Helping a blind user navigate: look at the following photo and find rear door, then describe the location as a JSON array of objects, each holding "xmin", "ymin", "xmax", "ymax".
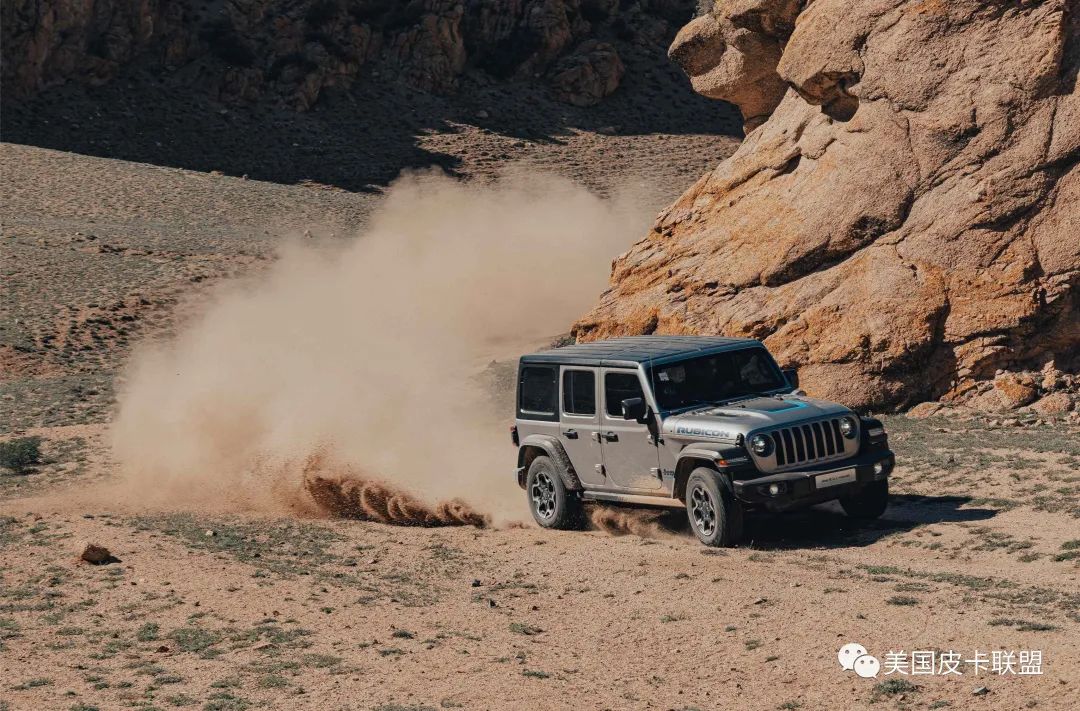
[
  {"xmin": 599, "ymin": 368, "xmax": 662, "ymax": 491},
  {"xmin": 559, "ymin": 367, "xmax": 604, "ymax": 487}
]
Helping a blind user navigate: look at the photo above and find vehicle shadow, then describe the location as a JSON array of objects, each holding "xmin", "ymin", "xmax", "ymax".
[
  {"xmin": 739, "ymin": 494, "xmax": 999, "ymax": 551},
  {"xmin": 614, "ymin": 494, "xmax": 1000, "ymax": 549}
]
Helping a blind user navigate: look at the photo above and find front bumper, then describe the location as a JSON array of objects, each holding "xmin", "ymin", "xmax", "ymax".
[{"xmin": 732, "ymin": 447, "xmax": 894, "ymax": 510}]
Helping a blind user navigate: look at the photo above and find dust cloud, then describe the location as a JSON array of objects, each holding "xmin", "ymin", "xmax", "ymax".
[
  {"xmin": 111, "ymin": 169, "xmax": 653, "ymax": 525},
  {"xmin": 585, "ymin": 505, "xmax": 685, "ymax": 539}
]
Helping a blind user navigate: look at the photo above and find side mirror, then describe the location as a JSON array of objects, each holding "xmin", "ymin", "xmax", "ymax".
[
  {"xmin": 621, "ymin": 397, "xmax": 647, "ymax": 421},
  {"xmin": 782, "ymin": 368, "xmax": 799, "ymax": 389}
]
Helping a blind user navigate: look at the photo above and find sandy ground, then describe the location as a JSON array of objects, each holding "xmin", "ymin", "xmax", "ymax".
[{"xmin": 2, "ymin": 121, "xmax": 1079, "ymax": 710}]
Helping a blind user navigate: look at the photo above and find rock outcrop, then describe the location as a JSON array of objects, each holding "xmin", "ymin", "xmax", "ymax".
[
  {"xmin": 576, "ymin": 0, "xmax": 1079, "ymax": 410},
  {"xmin": 2, "ymin": 0, "xmax": 692, "ymax": 109}
]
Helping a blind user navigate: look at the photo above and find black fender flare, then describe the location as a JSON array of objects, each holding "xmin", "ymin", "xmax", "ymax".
[
  {"xmin": 517, "ymin": 435, "xmax": 583, "ymax": 491},
  {"xmin": 673, "ymin": 444, "xmax": 745, "ymax": 501}
]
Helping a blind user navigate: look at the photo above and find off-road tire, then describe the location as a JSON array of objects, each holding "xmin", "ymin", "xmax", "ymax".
[
  {"xmin": 840, "ymin": 480, "xmax": 889, "ymax": 519},
  {"xmin": 685, "ymin": 468, "xmax": 744, "ymax": 547},
  {"xmin": 526, "ymin": 456, "xmax": 581, "ymax": 530}
]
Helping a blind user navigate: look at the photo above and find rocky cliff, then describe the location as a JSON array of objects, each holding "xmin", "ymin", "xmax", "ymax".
[
  {"xmin": 2, "ymin": 0, "xmax": 694, "ymax": 109},
  {"xmin": 575, "ymin": 0, "xmax": 1080, "ymax": 411}
]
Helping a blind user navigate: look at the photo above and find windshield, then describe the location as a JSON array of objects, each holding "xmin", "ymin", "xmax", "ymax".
[{"xmin": 648, "ymin": 348, "xmax": 787, "ymax": 411}]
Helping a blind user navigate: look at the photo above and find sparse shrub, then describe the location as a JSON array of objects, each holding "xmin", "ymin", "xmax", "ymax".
[
  {"xmin": 168, "ymin": 625, "xmax": 221, "ymax": 654},
  {"xmin": 0, "ymin": 437, "xmax": 42, "ymax": 474},
  {"xmin": 872, "ymin": 678, "xmax": 917, "ymax": 700},
  {"xmin": 522, "ymin": 669, "xmax": 550, "ymax": 679},
  {"xmin": 301, "ymin": 653, "xmax": 341, "ymax": 668},
  {"xmin": 12, "ymin": 677, "xmax": 52, "ymax": 690},
  {"xmin": 137, "ymin": 622, "xmax": 160, "ymax": 642},
  {"xmin": 204, "ymin": 692, "xmax": 250, "ymax": 711},
  {"xmin": 886, "ymin": 595, "xmax": 920, "ymax": 606}
]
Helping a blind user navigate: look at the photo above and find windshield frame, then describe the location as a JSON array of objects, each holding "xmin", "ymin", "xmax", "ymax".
[{"xmin": 645, "ymin": 345, "xmax": 792, "ymax": 415}]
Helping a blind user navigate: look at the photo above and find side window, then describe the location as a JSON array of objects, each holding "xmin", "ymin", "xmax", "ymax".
[
  {"xmin": 604, "ymin": 371, "xmax": 644, "ymax": 417},
  {"xmin": 562, "ymin": 369, "xmax": 596, "ymax": 416},
  {"xmin": 518, "ymin": 366, "xmax": 557, "ymax": 418}
]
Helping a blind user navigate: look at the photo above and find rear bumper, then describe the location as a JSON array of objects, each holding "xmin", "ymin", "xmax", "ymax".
[{"xmin": 732, "ymin": 447, "xmax": 894, "ymax": 510}]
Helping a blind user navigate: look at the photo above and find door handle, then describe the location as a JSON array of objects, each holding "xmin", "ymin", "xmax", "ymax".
[
  {"xmin": 563, "ymin": 429, "xmax": 578, "ymax": 439},
  {"xmin": 603, "ymin": 432, "xmax": 618, "ymax": 442}
]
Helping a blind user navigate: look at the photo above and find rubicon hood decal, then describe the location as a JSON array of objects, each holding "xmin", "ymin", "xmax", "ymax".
[{"xmin": 662, "ymin": 396, "xmax": 852, "ymax": 442}]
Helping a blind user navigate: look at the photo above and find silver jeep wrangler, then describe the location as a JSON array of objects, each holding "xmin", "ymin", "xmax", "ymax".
[{"xmin": 511, "ymin": 336, "xmax": 895, "ymax": 546}]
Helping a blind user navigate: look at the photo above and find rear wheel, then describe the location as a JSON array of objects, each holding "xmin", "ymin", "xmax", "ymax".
[
  {"xmin": 526, "ymin": 456, "xmax": 581, "ymax": 530},
  {"xmin": 840, "ymin": 480, "xmax": 889, "ymax": 519},
  {"xmin": 685, "ymin": 468, "xmax": 743, "ymax": 547}
]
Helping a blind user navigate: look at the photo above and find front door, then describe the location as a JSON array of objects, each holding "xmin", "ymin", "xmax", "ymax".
[
  {"xmin": 559, "ymin": 367, "xmax": 604, "ymax": 487},
  {"xmin": 600, "ymin": 368, "xmax": 662, "ymax": 490}
]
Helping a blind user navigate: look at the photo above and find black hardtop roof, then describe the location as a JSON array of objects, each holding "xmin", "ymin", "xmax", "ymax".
[{"xmin": 519, "ymin": 335, "xmax": 764, "ymax": 368}]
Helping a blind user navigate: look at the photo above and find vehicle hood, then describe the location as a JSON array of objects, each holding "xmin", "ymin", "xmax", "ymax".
[{"xmin": 661, "ymin": 395, "xmax": 853, "ymax": 443}]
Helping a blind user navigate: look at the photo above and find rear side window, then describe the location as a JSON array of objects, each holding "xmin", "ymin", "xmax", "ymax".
[
  {"xmin": 518, "ymin": 365, "xmax": 558, "ymax": 419},
  {"xmin": 605, "ymin": 371, "xmax": 644, "ymax": 417},
  {"xmin": 562, "ymin": 369, "xmax": 596, "ymax": 416}
]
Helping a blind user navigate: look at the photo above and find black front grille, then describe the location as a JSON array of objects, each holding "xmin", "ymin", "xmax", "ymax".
[{"xmin": 770, "ymin": 418, "xmax": 848, "ymax": 467}]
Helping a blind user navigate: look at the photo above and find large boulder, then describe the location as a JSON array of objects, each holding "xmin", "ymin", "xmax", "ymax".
[
  {"xmin": 575, "ymin": 0, "xmax": 1079, "ymax": 410},
  {"xmin": 550, "ymin": 40, "xmax": 624, "ymax": 106}
]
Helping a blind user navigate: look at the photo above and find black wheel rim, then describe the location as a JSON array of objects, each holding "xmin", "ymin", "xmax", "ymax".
[
  {"xmin": 531, "ymin": 471, "xmax": 557, "ymax": 521},
  {"xmin": 690, "ymin": 485, "xmax": 717, "ymax": 537}
]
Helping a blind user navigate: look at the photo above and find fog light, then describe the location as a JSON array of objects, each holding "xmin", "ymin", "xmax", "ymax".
[
  {"xmin": 873, "ymin": 462, "xmax": 884, "ymax": 475},
  {"xmin": 768, "ymin": 483, "xmax": 784, "ymax": 496}
]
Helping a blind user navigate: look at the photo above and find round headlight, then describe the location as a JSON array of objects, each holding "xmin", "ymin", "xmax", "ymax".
[
  {"xmin": 750, "ymin": 434, "xmax": 772, "ymax": 455},
  {"xmin": 839, "ymin": 416, "xmax": 857, "ymax": 439}
]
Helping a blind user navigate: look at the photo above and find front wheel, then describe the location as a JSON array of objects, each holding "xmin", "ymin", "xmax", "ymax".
[
  {"xmin": 526, "ymin": 456, "xmax": 581, "ymax": 530},
  {"xmin": 685, "ymin": 468, "xmax": 743, "ymax": 547},
  {"xmin": 840, "ymin": 480, "xmax": 889, "ymax": 519}
]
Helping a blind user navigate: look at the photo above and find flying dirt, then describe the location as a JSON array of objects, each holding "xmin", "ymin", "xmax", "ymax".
[{"xmin": 110, "ymin": 168, "xmax": 654, "ymax": 525}]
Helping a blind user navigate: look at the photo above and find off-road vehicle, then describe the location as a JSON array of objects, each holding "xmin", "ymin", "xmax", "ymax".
[{"xmin": 511, "ymin": 336, "xmax": 895, "ymax": 546}]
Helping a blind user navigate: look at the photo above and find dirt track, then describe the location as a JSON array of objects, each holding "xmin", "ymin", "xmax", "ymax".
[{"xmin": 2, "ymin": 141, "xmax": 1079, "ymax": 710}]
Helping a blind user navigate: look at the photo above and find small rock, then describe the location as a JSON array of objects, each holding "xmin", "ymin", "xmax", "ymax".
[
  {"xmin": 993, "ymin": 372, "xmax": 1039, "ymax": 408},
  {"xmin": 78, "ymin": 542, "xmax": 112, "ymax": 564},
  {"xmin": 204, "ymin": 529, "xmax": 216, "ymax": 537},
  {"xmin": 972, "ymin": 686, "xmax": 990, "ymax": 696},
  {"xmin": 907, "ymin": 401, "xmax": 944, "ymax": 419},
  {"xmin": 753, "ymin": 597, "xmax": 767, "ymax": 605},
  {"xmin": 471, "ymin": 579, "xmax": 482, "ymax": 587},
  {"xmin": 156, "ymin": 645, "xmax": 170, "ymax": 653},
  {"xmin": 1031, "ymin": 392, "xmax": 1072, "ymax": 416}
]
